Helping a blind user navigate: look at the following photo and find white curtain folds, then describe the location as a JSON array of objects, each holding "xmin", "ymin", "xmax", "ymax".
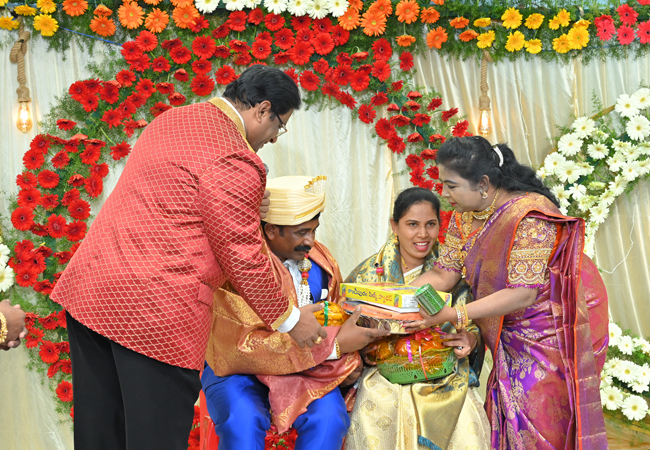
[{"xmin": 1, "ymin": 38, "xmax": 649, "ymax": 449}]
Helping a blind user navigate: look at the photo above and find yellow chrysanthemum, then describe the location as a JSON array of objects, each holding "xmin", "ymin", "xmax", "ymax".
[
  {"xmin": 553, "ymin": 33, "xmax": 572, "ymax": 54},
  {"xmin": 14, "ymin": 5, "xmax": 37, "ymax": 15},
  {"xmin": 556, "ymin": 9, "xmax": 571, "ymax": 27},
  {"xmin": 568, "ymin": 26, "xmax": 589, "ymax": 49},
  {"xmin": 0, "ymin": 16, "xmax": 20, "ymax": 30},
  {"xmin": 33, "ymin": 14, "xmax": 58, "ymax": 36},
  {"xmin": 573, "ymin": 19, "xmax": 590, "ymax": 29},
  {"xmin": 37, "ymin": 0, "xmax": 57, "ymax": 13},
  {"xmin": 525, "ymin": 39, "xmax": 542, "ymax": 54},
  {"xmin": 548, "ymin": 17, "xmax": 561, "ymax": 30},
  {"xmin": 524, "ymin": 13, "xmax": 544, "ymax": 29},
  {"xmin": 505, "ymin": 31, "xmax": 525, "ymax": 52},
  {"xmin": 477, "ymin": 30, "xmax": 496, "ymax": 48},
  {"xmin": 501, "ymin": 7, "xmax": 522, "ymax": 29},
  {"xmin": 473, "ymin": 17, "xmax": 491, "ymax": 27},
  {"xmin": 0, "ymin": 0, "xmax": 7, "ymax": 6}
]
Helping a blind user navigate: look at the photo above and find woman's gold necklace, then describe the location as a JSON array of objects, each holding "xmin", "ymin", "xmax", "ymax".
[{"xmin": 459, "ymin": 189, "xmax": 500, "ymax": 277}]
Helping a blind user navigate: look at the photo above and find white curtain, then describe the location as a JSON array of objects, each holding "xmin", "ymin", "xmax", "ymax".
[{"xmin": 1, "ymin": 37, "xmax": 649, "ymax": 449}]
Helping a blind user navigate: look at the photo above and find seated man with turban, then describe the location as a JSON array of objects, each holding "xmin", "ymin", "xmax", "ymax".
[{"xmin": 202, "ymin": 175, "xmax": 388, "ymax": 450}]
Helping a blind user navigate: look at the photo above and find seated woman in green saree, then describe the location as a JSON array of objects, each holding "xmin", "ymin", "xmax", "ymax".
[{"xmin": 344, "ymin": 187, "xmax": 491, "ymax": 450}]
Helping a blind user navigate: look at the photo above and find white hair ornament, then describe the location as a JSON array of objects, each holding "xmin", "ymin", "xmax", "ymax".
[{"xmin": 493, "ymin": 145, "xmax": 504, "ymax": 167}]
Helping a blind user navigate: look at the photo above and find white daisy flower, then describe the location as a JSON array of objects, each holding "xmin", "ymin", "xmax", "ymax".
[
  {"xmin": 616, "ymin": 359, "xmax": 640, "ymax": 383},
  {"xmin": 0, "ymin": 244, "xmax": 9, "ymax": 267},
  {"xmin": 615, "ymin": 94, "xmax": 641, "ymax": 118},
  {"xmin": 557, "ymin": 160, "xmax": 582, "ymax": 183},
  {"xmin": 195, "ymin": 0, "xmax": 220, "ymax": 13},
  {"xmin": 590, "ymin": 203, "xmax": 609, "ymax": 224},
  {"xmin": 608, "ymin": 323, "xmax": 622, "ymax": 346},
  {"xmin": 0, "ymin": 265, "xmax": 14, "ymax": 292},
  {"xmin": 558, "ymin": 132, "xmax": 583, "ymax": 157},
  {"xmin": 601, "ymin": 373, "xmax": 613, "ymax": 387},
  {"xmin": 577, "ymin": 195, "xmax": 596, "ymax": 212},
  {"xmin": 622, "ymin": 144, "xmax": 642, "ymax": 161},
  {"xmin": 600, "ymin": 385, "xmax": 623, "ymax": 410},
  {"xmin": 638, "ymin": 142, "xmax": 650, "ymax": 155},
  {"xmin": 635, "ymin": 338, "xmax": 650, "ymax": 354},
  {"xmin": 638, "ymin": 364, "xmax": 650, "ymax": 384},
  {"xmin": 632, "ymin": 87, "xmax": 650, "ymax": 110},
  {"xmin": 583, "ymin": 235, "xmax": 595, "ymax": 257},
  {"xmin": 607, "ymin": 152, "xmax": 626, "ymax": 172},
  {"xmin": 568, "ymin": 184, "xmax": 587, "ymax": 199},
  {"xmin": 287, "ymin": 0, "xmax": 310, "ymax": 15},
  {"xmin": 588, "ymin": 181, "xmax": 606, "ymax": 191},
  {"xmin": 224, "ymin": 0, "xmax": 246, "ymax": 10},
  {"xmin": 327, "ymin": 0, "xmax": 348, "ymax": 17},
  {"xmin": 307, "ymin": 0, "xmax": 329, "ymax": 18},
  {"xmin": 264, "ymin": 0, "xmax": 288, "ymax": 14},
  {"xmin": 600, "ymin": 189, "xmax": 617, "ymax": 206},
  {"xmin": 605, "ymin": 357, "xmax": 622, "ymax": 375},
  {"xmin": 572, "ymin": 117, "xmax": 596, "ymax": 138},
  {"xmin": 612, "ymin": 139, "xmax": 631, "ymax": 153},
  {"xmin": 608, "ymin": 175, "xmax": 628, "ymax": 196},
  {"xmin": 245, "ymin": 0, "xmax": 262, "ymax": 7},
  {"xmin": 551, "ymin": 185, "xmax": 570, "ymax": 206},
  {"xmin": 536, "ymin": 166, "xmax": 548, "ymax": 180},
  {"xmin": 621, "ymin": 161, "xmax": 641, "ymax": 182},
  {"xmin": 617, "ymin": 335, "xmax": 636, "ymax": 356},
  {"xmin": 593, "ymin": 128, "xmax": 608, "ymax": 142},
  {"xmin": 637, "ymin": 159, "xmax": 650, "ymax": 176},
  {"xmin": 627, "ymin": 115, "xmax": 650, "ymax": 141},
  {"xmin": 577, "ymin": 162, "xmax": 594, "ymax": 176},
  {"xmin": 621, "ymin": 394, "xmax": 649, "ymax": 421},
  {"xmin": 543, "ymin": 152, "xmax": 566, "ymax": 175},
  {"xmin": 586, "ymin": 142, "xmax": 609, "ymax": 159},
  {"xmin": 632, "ymin": 380, "xmax": 650, "ymax": 394}
]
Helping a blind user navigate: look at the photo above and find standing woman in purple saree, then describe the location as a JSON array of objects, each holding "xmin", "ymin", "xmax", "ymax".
[{"xmin": 406, "ymin": 136, "xmax": 609, "ymax": 450}]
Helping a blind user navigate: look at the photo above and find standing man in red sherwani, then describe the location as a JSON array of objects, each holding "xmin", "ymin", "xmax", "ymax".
[{"xmin": 50, "ymin": 65, "xmax": 326, "ymax": 450}]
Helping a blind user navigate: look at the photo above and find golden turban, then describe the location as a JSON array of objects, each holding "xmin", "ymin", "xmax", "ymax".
[{"xmin": 265, "ymin": 176, "xmax": 327, "ymax": 226}]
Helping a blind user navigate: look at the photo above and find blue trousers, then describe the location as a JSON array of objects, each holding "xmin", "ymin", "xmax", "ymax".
[{"xmin": 201, "ymin": 365, "xmax": 350, "ymax": 450}]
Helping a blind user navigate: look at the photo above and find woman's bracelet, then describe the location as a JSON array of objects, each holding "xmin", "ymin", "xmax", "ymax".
[
  {"xmin": 334, "ymin": 338, "xmax": 341, "ymax": 359},
  {"xmin": 0, "ymin": 312, "xmax": 8, "ymax": 345}
]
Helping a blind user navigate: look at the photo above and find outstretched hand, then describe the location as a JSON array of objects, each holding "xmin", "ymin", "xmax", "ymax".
[
  {"xmin": 287, "ymin": 303, "xmax": 328, "ymax": 348},
  {"xmin": 0, "ymin": 300, "xmax": 28, "ymax": 350},
  {"xmin": 440, "ymin": 329, "xmax": 477, "ymax": 358},
  {"xmin": 403, "ymin": 305, "xmax": 456, "ymax": 333},
  {"xmin": 336, "ymin": 307, "xmax": 391, "ymax": 355}
]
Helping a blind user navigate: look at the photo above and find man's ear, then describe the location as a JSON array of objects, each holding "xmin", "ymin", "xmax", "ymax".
[
  {"xmin": 264, "ymin": 223, "xmax": 277, "ymax": 240},
  {"xmin": 256, "ymin": 100, "xmax": 272, "ymax": 124}
]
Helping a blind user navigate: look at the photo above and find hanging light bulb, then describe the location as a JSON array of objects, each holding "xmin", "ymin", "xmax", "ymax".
[
  {"xmin": 479, "ymin": 109, "xmax": 491, "ymax": 137},
  {"xmin": 17, "ymin": 101, "xmax": 33, "ymax": 133}
]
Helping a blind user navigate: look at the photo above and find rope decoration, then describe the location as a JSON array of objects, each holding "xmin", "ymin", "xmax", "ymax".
[
  {"xmin": 9, "ymin": 18, "xmax": 31, "ymax": 103},
  {"xmin": 478, "ymin": 50, "xmax": 492, "ymax": 112}
]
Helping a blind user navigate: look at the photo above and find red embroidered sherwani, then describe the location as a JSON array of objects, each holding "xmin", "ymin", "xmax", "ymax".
[
  {"xmin": 51, "ymin": 101, "xmax": 292, "ymax": 370},
  {"xmin": 205, "ymin": 240, "xmax": 360, "ymax": 432}
]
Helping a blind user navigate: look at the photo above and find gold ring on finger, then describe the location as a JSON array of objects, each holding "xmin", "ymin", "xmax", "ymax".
[{"xmin": 315, "ymin": 336, "xmax": 323, "ymax": 345}]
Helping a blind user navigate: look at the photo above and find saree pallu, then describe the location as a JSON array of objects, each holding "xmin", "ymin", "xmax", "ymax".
[{"xmin": 464, "ymin": 194, "xmax": 608, "ymax": 450}]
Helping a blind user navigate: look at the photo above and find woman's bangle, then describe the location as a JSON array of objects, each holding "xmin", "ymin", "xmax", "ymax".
[
  {"xmin": 0, "ymin": 312, "xmax": 8, "ymax": 345},
  {"xmin": 334, "ymin": 338, "xmax": 341, "ymax": 359}
]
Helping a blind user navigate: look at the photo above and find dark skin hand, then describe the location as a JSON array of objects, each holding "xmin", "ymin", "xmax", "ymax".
[
  {"xmin": 336, "ymin": 307, "xmax": 391, "ymax": 354},
  {"xmin": 288, "ymin": 303, "xmax": 328, "ymax": 348},
  {"xmin": 0, "ymin": 300, "xmax": 28, "ymax": 350},
  {"xmin": 259, "ymin": 189, "xmax": 270, "ymax": 220}
]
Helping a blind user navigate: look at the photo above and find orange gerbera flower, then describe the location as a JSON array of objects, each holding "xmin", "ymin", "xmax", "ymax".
[
  {"xmin": 396, "ymin": 34, "xmax": 416, "ymax": 46},
  {"xmin": 62, "ymin": 0, "xmax": 88, "ymax": 17},
  {"xmin": 93, "ymin": 4, "xmax": 112, "ymax": 16},
  {"xmin": 170, "ymin": 0, "xmax": 193, "ymax": 7},
  {"xmin": 367, "ymin": 0, "xmax": 392, "ymax": 17},
  {"xmin": 145, "ymin": 8, "xmax": 169, "ymax": 33},
  {"xmin": 118, "ymin": 2, "xmax": 144, "ymax": 29},
  {"xmin": 395, "ymin": 0, "xmax": 420, "ymax": 24},
  {"xmin": 420, "ymin": 7, "xmax": 440, "ymax": 24},
  {"xmin": 458, "ymin": 30, "xmax": 478, "ymax": 41},
  {"xmin": 143, "ymin": 0, "xmax": 163, "ymax": 5},
  {"xmin": 432, "ymin": 0, "xmax": 444, "ymax": 5},
  {"xmin": 172, "ymin": 4, "xmax": 199, "ymax": 29},
  {"xmin": 426, "ymin": 26, "xmax": 447, "ymax": 49},
  {"xmin": 348, "ymin": 0, "xmax": 362, "ymax": 11},
  {"xmin": 449, "ymin": 16, "xmax": 469, "ymax": 29},
  {"xmin": 90, "ymin": 16, "xmax": 116, "ymax": 36},
  {"xmin": 361, "ymin": 9, "xmax": 387, "ymax": 36},
  {"xmin": 338, "ymin": 7, "xmax": 360, "ymax": 30}
]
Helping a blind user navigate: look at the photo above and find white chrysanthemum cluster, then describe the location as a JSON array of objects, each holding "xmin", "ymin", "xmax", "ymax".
[
  {"xmin": 540, "ymin": 88, "xmax": 650, "ymax": 258},
  {"xmin": 195, "ymin": 0, "xmax": 349, "ymax": 17},
  {"xmin": 601, "ymin": 324, "xmax": 650, "ymax": 421},
  {"xmin": 0, "ymin": 242, "xmax": 15, "ymax": 293}
]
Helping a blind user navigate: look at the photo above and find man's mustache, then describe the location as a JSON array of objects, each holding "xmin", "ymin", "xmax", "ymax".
[{"xmin": 294, "ymin": 245, "xmax": 311, "ymax": 253}]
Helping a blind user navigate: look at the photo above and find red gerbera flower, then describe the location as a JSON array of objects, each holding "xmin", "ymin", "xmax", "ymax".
[
  {"xmin": 79, "ymin": 93, "xmax": 99, "ymax": 112},
  {"xmin": 191, "ymin": 58, "xmax": 212, "ymax": 75},
  {"xmin": 427, "ymin": 98, "xmax": 443, "ymax": 111},
  {"xmin": 284, "ymin": 68, "xmax": 299, "ymax": 85},
  {"xmin": 421, "ymin": 148, "xmax": 438, "ymax": 159},
  {"xmin": 41, "ymin": 194, "xmax": 59, "ymax": 210},
  {"xmin": 90, "ymin": 163, "xmax": 109, "ymax": 179},
  {"xmin": 371, "ymin": 38, "xmax": 392, "ymax": 61},
  {"xmin": 150, "ymin": 102, "xmax": 173, "ymax": 117},
  {"xmin": 25, "ymin": 327, "xmax": 44, "ymax": 349},
  {"xmin": 136, "ymin": 78, "xmax": 156, "ymax": 98},
  {"xmin": 213, "ymin": 45, "xmax": 231, "ymax": 59},
  {"xmin": 313, "ymin": 17, "xmax": 332, "ymax": 33},
  {"xmin": 101, "ymin": 109, "xmax": 123, "ymax": 129},
  {"xmin": 121, "ymin": 41, "xmax": 143, "ymax": 62},
  {"xmin": 618, "ymin": 24, "xmax": 635, "ymax": 45},
  {"xmin": 271, "ymin": 51, "xmax": 289, "ymax": 65},
  {"xmin": 412, "ymin": 113, "xmax": 431, "ymax": 127},
  {"xmin": 168, "ymin": 92, "xmax": 186, "ymax": 106},
  {"xmin": 48, "ymin": 361, "xmax": 62, "ymax": 378},
  {"xmin": 38, "ymin": 170, "xmax": 60, "ymax": 189},
  {"xmin": 399, "ymin": 51, "xmax": 414, "ymax": 71},
  {"xmin": 66, "ymin": 220, "xmax": 88, "ymax": 241},
  {"xmin": 39, "ymin": 313, "xmax": 59, "ymax": 330},
  {"xmin": 228, "ymin": 10, "xmax": 248, "ymax": 31},
  {"xmin": 56, "ymin": 119, "xmax": 76, "ymax": 131},
  {"xmin": 313, "ymin": 58, "xmax": 330, "ymax": 74},
  {"xmin": 426, "ymin": 165, "xmax": 440, "ymax": 180},
  {"xmin": 452, "ymin": 119, "xmax": 469, "ymax": 137},
  {"xmin": 61, "ymin": 189, "xmax": 80, "ymax": 206},
  {"xmin": 332, "ymin": 25, "xmax": 350, "ymax": 46},
  {"xmin": 67, "ymin": 174, "xmax": 85, "ymax": 187},
  {"xmin": 174, "ymin": 68, "xmax": 190, "ymax": 82},
  {"xmin": 46, "ymin": 215, "xmax": 68, "ymax": 239},
  {"xmin": 638, "ymin": 21, "xmax": 650, "ymax": 44},
  {"xmin": 331, "ymin": 64, "xmax": 353, "ymax": 86},
  {"xmin": 156, "ymin": 82, "xmax": 175, "ymax": 95},
  {"xmin": 370, "ymin": 92, "xmax": 388, "ymax": 106},
  {"xmin": 321, "ymin": 81, "xmax": 341, "ymax": 98},
  {"xmin": 214, "ymin": 65, "xmax": 236, "ymax": 85},
  {"xmin": 129, "ymin": 54, "xmax": 151, "ymax": 72},
  {"xmin": 388, "ymin": 103, "xmax": 400, "ymax": 112},
  {"xmin": 358, "ymin": 104, "xmax": 377, "ymax": 124},
  {"xmin": 404, "ymin": 100, "xmax": 421, "ymax": 111},
  {"xmin": 39, "ymin": 341, "xmax": 60, "ymax": 364},
  {"xmin": 169, "ymin": 46, "xmax": 192, "ymax": 64},
  {"xmin": 441, "ymin": 107, "xmax": 458, "ymax": 121},
  {"xmin": 338, "ymin": 91, "xmax": 357, "ymax": 109},
  {"xmin": 23, "ymin": 149, "xmax": 45, "ymax": 170},
  {"xmin": 16, "ymin": 172, "xmax": 37, "ymax": 189},
  {"xmin": 99, "ymin": 81, "xmax": 120, "ymax": 104},
  {"xmin": 211, "ymin": 23, "xmax": 230, "ymax": 39},
  {"xmin": 57, "ymin": 311, "xmax": 68, "ymax": 329},
  {"xmin": 391, "ymin": 115, "xmax": 411, "ymax": 127},
  {"xmin": 229, "ymin": 39, "xmax": 250, "ymax": 53},
  {"xmin": 371, "ymin": 60, "xmax": 391, "ymax": 82},
  {"xmin": 407, "ymin": 132, "xmax": 423, "ymax": 143},
  {"xmin": 313, "ymin": 32, "xmax": 335, "ymax": 55},
  {"xmin": 60, "ymin": 359, "xmax": 72, "ymax": 373},
  {"xmin": 135, "ymin": 29, "xmax": 158, "ymax": 51},
  {"xmin": 117, "ymin": 100, "xmax": 137, "ymax": 119},
  {"xmin": 595, "ymin": 15, "xmax": 615, "ymax": 42},
  {"xmin": 252, "ymin": 39, "xmax": 272, "ymax": 59},
  {"xmin": 291, "ymin": 15, "xmax": 311, "ymax": 30},
  {"xmin": 192, "ymin": 36, "xmax": 216, "ymax": 59},
  {"xmin": 233, "ymin": 52, "xmax": 252, "ymax": 66},
  {"xmin": 375, "ymin": 118, "xmax": 396, "ymax": 139},
  {"xmin": 15, "ymin": 268, "xmax": 38, "ymax": 287},
  {"xmin": 108, "ymin": 141, "xmax": 130, "ymax": 160},
  {"xmin": 80, "ymin": 146, "xmax": 101, "ymax": 165},
  {"xmin": 387, "ymin": 135, "xmax": 406, "ymax": 154},
  {"xmin": 83, "ymin": 79, "xmax": 102, "ymax": 94},
  {"xmin": 161, "ymin": 38, "xmax": 182, "ymax": 50},
  {"xmin": 115, "ymin": 69, "xmax": 136, "ymax": 87},
  {"xmin": 289, "ymin": 41, "xmax": 314, "ymax": 65},
  {"xmin": 299, "ymin": 70, "xmax": 321, "ymax": 91},
  {"xmin": 617, "ymin": 4, "xmax": 638, "ymax": 26},
  {"xmin": 265, "ymin": 13, "xmax": 285, "ymax": 31},
  {"xmin": 190, "ymin": 15, "xmax": 210, "ymax": 33},
  {"xmin": 14, "ymin": 239, "xmax": 34, "ymax": 255},
  {"xmin": 56, "ymin": 380, "xmax": 73, "ymax": 402},
  {"xmin": 18, "ymin": 187, "xmax": 41, "ymax": 209},
  {"xmin": 349, "ymin": 71, "xmax": 370, "ymax": 91},
  {"xmin": 152, "ymin": 56, "xmax": 171, "ymax": 73},
  {"xmin": 68, "ymin": 81, "xmax": 87, "ymax": 101},
  {"xmin": 84, "ymin": 174, "xmax": 103, "ymax": 198},
  {"xmin": 391, "ymin": 81, "xmax": 404, "ymax": 92},
  {"xmin": 30, "ymin": 135, "xmax": 51, "ymax": 154},
  {"xmin": 68, "ymin": 198, "xmax": 91, "ymax": 220},
  {"xmin": 406, "ymin": 154, "xmax": 424, "ymax": 170},
  {"xmin": 248, "ymin": 8, "xmax": 264, "ymax": 25}
]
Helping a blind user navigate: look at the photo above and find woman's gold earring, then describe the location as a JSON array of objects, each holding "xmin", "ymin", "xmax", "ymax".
[{"xmin": 481, "ymin": 191, "xmax": 488, "ymax": 199}]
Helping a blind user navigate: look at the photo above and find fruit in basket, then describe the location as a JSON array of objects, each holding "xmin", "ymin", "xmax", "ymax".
[
  {"xmin": 394, "ymin": 338, "xmax": 419, "ymax": 357},
  {"xmin": 420, "ymin": 334, "xmax": 445, "ymax": 351},
  {"xmin": 367, "ymin": 339, "xmax": 393, "ymax": 362},
  {"xmin": 313, "ymin": 301, "xmax": 348, "ymax": 326}
]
